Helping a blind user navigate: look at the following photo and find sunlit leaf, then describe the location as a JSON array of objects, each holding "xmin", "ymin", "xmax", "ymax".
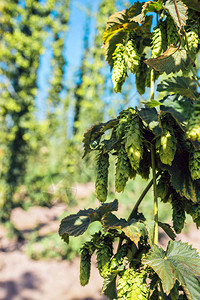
[
  {"xmin": 143, "ymin": 240, "xmax": 200, "ymax": 299},
  {"xmin": 145, "ymin": 45, "xmax": 189, "ymax": 74},
  {"xmin": 163, "ymin": 0, "xmax": 188, "ymax": 28},
  {"xmin": 102, "ymin": 213, "xmax": 146, "ymax": 246},
  {"xmin": 59, "ymin": 199, "xmax": 118, "ymax": 240},
  {"xmin": 157, "ymin": 76, "xmax": 197, "ymax": 100},
  {"xmin": 160, "ymin": 94, "xmax": 193, "ymax": 122}
]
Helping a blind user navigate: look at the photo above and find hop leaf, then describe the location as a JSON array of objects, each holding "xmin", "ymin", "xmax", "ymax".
[
  {"xmin": 171, "ymin": 193, "xmax": 186, "ymax": 234},
  {"xmin": 112, "ymin": 43, "xmax": 127, "ymax": 93},
  {"xmin": 125, "ymin": 115, "xmax": 143, "ymax": 171},
  {"xmin": 124, "ymin": 39, "xmax": 139, "ymax": 74},
  {"xmin": 117, "ymin": 269, "xmax": 148, "ymax": 300},
  {"xmin": 156, "ymin": 122, "xmax": 177, "ymax": 166},
  {"xmin": 151, "ymin": 20, "xmax": 167, "ymax": 58},
  {"xmin": 95, "ymin": 152, "xmax": 109, "ymax": 202}
]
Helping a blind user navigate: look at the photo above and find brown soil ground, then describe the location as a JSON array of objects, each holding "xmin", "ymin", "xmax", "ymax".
[{"xmin": 0, "ymin": 200, "xmax": 199, "ymax": 300}]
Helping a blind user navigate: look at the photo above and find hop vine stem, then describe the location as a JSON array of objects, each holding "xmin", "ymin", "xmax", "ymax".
[{"xmin": 151, "ymin": 144, "xmax": 158, "ymax": 245}]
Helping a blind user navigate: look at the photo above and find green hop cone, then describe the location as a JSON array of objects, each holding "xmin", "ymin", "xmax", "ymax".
[
  {"xmin": 137, "ymin": 146, "xmax": 151, "ymax": 180},
  {"xmin": 171, "ymin": 193, "xmax": 186, "ymax": 234},
  {"xmin": 185, "ymin": 9, "xmax": 199, "ymax": 56},
  {"xmin": 166, "ymin": 15, "xmax": 179, "ymax": 46},
  {"xmin": 80, "ymin": 242, "xmax": 95, "ymax": 286},
  {"xmin": 117, "ymin": 269, "xmax": 148, "ymax": 300},
  {"xmin": 96, "ymin": 243, "xmax": 113, "ymax": 278},
  {"xmin": 115, "ymin": 145, "xmax": 133, "ymax": 192},
  {"xmin": 157, "ymin": 171, "xmax": 172, "ymax": 202},
  {"xmin": 151, "ymin": 20, "xmax": 167, "ymax": 58},
  {"xmin": 112, "ymin": 43, "xmax": 127, "ymax": 93},
  {"xmin": 186, "ymin": 102, "xmax": 200, "ymax": 142},
  {"xmin": 125, "ymin": 115, "xmax": 143, "ymax": 171},
  {"xmin": 156, "ymin": 122, "xmax": 177, "ymax": 166},
  {"xmin": 95, "ymin": 152, "xmax": 109, "ymax": 202},
  {"xmin": 124, "ymin": 39, "xmax": 139, "ymax": 74},
  {"xmin": 136, "ymin": 56, "xmax": 147, "ymax": 95},
  {"xmin": 116, "ymin": 109, "xmax": 133, "ymax": 140},
  {"xmin": 189, "ymin": 203, "xmax": 200, "ymax": 228},
  {"xmin": 189, "ymin": 149, "xmax": 200, "ymax": 181},
  {"xmin": 110, "ymin": 243, "xmax": 130, "ymax": 271}
]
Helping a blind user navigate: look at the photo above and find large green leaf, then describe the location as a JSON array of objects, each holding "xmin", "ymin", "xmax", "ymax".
[
  {"xmin": 157, "ymin": 77, "xmax": 197, "ymax": 100},
  {"xmin": 82, "ymin": 119, "xmax": 117, "ymax": 158},
  {"xmin": 162, "ymin": 151, "xmax": 200, "ymax": 203},
  {"xmin": 145, "ymin": 45, "xmax": 189, "ymax": 74},
  {"xmin": 102, "ymin": 213, "xmax": 146, "ymax": 246},
  {"xmin": 143, "ymin": 240, "xmax": 200, "ymax": 299},
  {"xmin": 163, "ymin": 0, "xmax": 188, "ymax": 28},
  {"xmin": 182, "ymin": 0, "xmax": 200, "ymax": 11},
  {"xmin": 160, "ymin": 94, "xmax": 193, "ymax": 122},
  {"xmin": 59, "ymin": 199, "xmax": 118, "ymax": 241}
]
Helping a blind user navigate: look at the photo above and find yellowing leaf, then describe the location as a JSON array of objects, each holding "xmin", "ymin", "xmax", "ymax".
[{"xmin": 145, "ymin": 45, "xmax": 189, "ymax": 74}]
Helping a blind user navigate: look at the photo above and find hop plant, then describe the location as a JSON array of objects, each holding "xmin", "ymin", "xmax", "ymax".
[
  {"xmin": 117, "ymin": 269, "xmax": 148, "ymax": 300},
  {"xmin": 80, "ymin": 242, "xmax": 95, "ymax": 286},
  {"xmin": 124, "ymin": 39, "xmax": 140, "ymax": 74},
  {"xmin": 166, "ymin": 15, "xmax": 179, "ymax": 46},
  {"xmin": 136, "ymin": 56, "xmax": 147, "ymax": 95},
  {"xmin": 125, "ymin": 115, "xmax": 143, "ymax": 170},
  {"xmin": 156, "ymin": 122, "xmax": 177, "ymax": 166},
  {"xmin": 112, "ymin": 43, "xmax": 127, "ymax": 93},
  {"xmin": 96, "ymin": 243, "xmax": 113, "ymax": 278},
  {"xmin": 151, "ymin": 20, "xmax": 167, "ymax": 58},
  {"xmin": 186, "ymin": 102, "xmax": 200, "ymax": 142},
  {"xmin": 189, "ymin": 149, "xmax": 200, "ymax": 181},
  {"xmin": 95, "ymin": 152, "xmax": 109, "ymax": 202},
  {"xmin": 171, "ymin": 193, "xmax": 186, "ymax": 234},
  {"xmin": 115, "ymin": 145, "xmax": 133, "ymax": 192}
]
